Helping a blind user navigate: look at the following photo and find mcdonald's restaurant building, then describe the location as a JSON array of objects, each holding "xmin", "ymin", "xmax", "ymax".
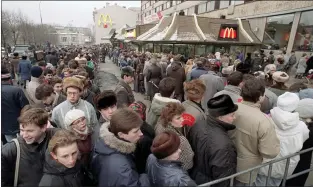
[
  {"xmin": 93, "ymin": 4, "xmax": 140, "ymax": 44},
  {"xmin": 132, "ymin": 13, "xmax": 262, "ymax": 58}
]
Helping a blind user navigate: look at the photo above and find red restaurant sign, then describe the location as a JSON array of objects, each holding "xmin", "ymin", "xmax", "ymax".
[{"xmin": 218, "ymin": 24, "xmax": 239, "ymax": 41}]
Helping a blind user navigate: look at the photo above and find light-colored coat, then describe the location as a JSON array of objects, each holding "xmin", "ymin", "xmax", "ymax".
[
  {"xmin": 51, "ymin": 99, "xmax": 98, "ymax": 130},
  {"xmin": 214, "ymin": 85, "xmax": 242, "ymax": 103},
  {"xmin": 296, "ymin": 57, "xmax": 307, "ymax": 74},
  {"xmin": 229, "ymin": 101, "xmax": 280, "ymax": 184},
  {"xmin": 26, "ymin": 76, "xmax": 41, "ymax": 105},
  {"xmin": 182, "ymin": 100, "xmax": 206, "ymax": 136},
  {"xmin": 200, "ymin": 71, "xmax": 225, "ymax": 112}
]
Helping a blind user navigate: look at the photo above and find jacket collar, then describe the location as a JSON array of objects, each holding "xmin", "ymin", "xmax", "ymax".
[
  {"xmin": 118, "ymin": 80, "xmax": 132, "ymax": 94},
  {"xmin": 241, "ymin": 101, "xmax": 261, "ymax": 109},
  {"xmin": 184, "ymin": 100, "xmax": 205, "ymax": 113},
  {"xmin": 207, "ymin": 115, "xmax": 236, "ymax": 131},
  {"xmin": 224, "ymin": 85, "xmax": 241, "ymax": 95},
  {"xmin": 66, "ymin": 98, "xmax": 82, "ymax": 108},
  {"xmin": 153, "ymin": 93, "xmax": 180, "ymax": 103},
  {"xmin": 30, "ymin": 76, "xmax": 41, "ymax": 83},
  {"xmin": 99, "ymin": 122, "xmax": 136, "ymax": 154}
]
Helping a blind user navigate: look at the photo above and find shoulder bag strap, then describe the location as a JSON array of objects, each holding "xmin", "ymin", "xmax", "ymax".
[{"xmin": 12, "ymin": 139, "xmax": 20, "ymax": 187}]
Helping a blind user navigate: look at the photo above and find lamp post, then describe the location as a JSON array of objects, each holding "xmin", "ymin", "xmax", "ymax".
[{"xmin": 39, "ymin": 1, "xmax": 43, "ymax": 25}]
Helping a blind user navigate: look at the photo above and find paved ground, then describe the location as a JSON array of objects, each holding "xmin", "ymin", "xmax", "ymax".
[{"xmin": 96, "ymin": 57, "xmax": 151, "ymax": 109}]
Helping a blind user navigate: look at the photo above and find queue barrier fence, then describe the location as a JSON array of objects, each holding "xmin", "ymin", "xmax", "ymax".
[{"xmin": 199, "ymin": 147, "xmax": 313, "ymax": 187}]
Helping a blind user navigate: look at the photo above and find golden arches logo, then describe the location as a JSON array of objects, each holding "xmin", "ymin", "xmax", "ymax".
[
  {"xmin": 223, "ymin": 27, "xmax": 235, "ymax": 39},
  {"xmin": 98, "ymin": 14, "xmax": 113, "ymax": 28}
]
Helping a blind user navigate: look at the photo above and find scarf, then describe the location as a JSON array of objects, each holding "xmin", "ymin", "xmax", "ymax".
[{"xmin": 72, "ymin": 126, "xmax": 90, "ymax": 140}]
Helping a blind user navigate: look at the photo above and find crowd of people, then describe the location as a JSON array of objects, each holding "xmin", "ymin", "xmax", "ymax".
[{"xmin": 1, "ymin": 44, "xmax": 313, "ymax": 187}]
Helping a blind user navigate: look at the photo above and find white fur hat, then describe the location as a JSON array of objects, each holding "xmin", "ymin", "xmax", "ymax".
[
  {"xmin": 264, "ymin": 64, "xmax": 276, "ymax": 75},
  {"xmin": 64, "ymin": 109, "xmax": 86, "ymax": 129},
  {"xmin": 277, "ymin": 92, "xmax": 300, "ymax": 112},
  {"xmin": 295, "ymin": 98, "xmax": 313, "ymax": 119},
  {"xmin": 272, "ymin": 71, "xmax": 289, "ymax": 83}
]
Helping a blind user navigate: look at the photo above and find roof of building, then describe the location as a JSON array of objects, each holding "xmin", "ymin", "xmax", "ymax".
[{"xmin": 135, "ymin": 13, "xmax": 261, "ymax": 45}]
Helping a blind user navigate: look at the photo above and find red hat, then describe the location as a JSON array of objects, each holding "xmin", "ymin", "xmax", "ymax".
[{"xmin": 151, "ymin": 131, "xmax": 180, "ymax": 159}]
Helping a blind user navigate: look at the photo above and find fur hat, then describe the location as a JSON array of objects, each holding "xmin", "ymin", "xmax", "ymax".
[
  {"xmin": 295, "ymin": 98, "xmax": 313, "ymax": 119},
  {"xmin": 222, "ymin": 66, "xmax": 234, "ymax": 75},
  {"xmin": 95, "ymin": 90, "xmax": 117, "ymax": 110},
  {"xmin": 151, "ymin": 131, "xmax": 180, "ymax": 159},
  {"xmin": 272, "ymin": 71, "xmax": 289, "ymax": 83},
  {"xmin": 184, "ymin": 79, "xmax": 206, "ymax": 100},
  {"xmin": 208, "ymin": 94, "xmax": 238, "ymax": 117},
  {"xmin": 64, "ymin": 109, "xmax": 85, "ymax": 129},
  {"xmin": 264, "ymin": 64, "xmax": 276, "ymax": 75},
  {"xmin": 63, "ymin": 77, "xmax": 84, "ymax": 92},
  {"xmin": 31, "ymin": 66, "xmax": 43, "ymax": 78},
  {"xmin": 277, "ymin": 92, "xmax": 300, "ymax": 112}
]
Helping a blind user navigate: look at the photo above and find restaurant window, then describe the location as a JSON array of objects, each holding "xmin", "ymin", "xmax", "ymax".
[
  {"xmin": 154, "ymin": 44, "xmax": 161, "ymax": 53},
  {"xmin": 263, "ymin": 14, "xmax": 295, "ymax": 50},
  {"xmin": 206, "ymin": 45, "xmax": 214, "ymax": 54},
  {"xmin": 219, "ymin": 0, "xmax": 230, "ymax": 9},
  {"xmin": 61, "ymin": 37, "xmax": 67, "ymax": 42},
  {"xmin": 144, "ymin": 43, "xmax": 153, "ymax": 52},
  {"xmin": 293, "ymin": 10, "xmax": 313, "ymax": 51},
  {"xmin": 195, "ymin": 45, "xmax": 206, "ymax": 56},
  {"xmin": 187, "ymin": 6, "xmax": 195, "ymax": 15},
  {"xmin": 161, "ymin": 44, "xmax": 173, "ymax": 53},
  {"xmin": 198, "ymin": 3, "xmax": 207, "ymax": 14},
  {"xmin": 207, "ymin": 1, "xmax": 215, "ymax": 12}
]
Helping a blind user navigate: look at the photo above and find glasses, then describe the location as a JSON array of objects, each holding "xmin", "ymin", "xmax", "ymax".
[
  {"xmin": 71, "ymin": 117, "xmax": 86, "ymax": 126},
  {"xmin": 67, "ymin": 92, "xmax": 79, "ymax": 96}
]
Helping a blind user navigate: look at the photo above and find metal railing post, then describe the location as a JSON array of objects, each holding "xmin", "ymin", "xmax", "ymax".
[
  {"xmin": 281, "ymin": 158, "xmax": 291, "ymax": 186},
  {"xmin": 265, "ymin": 163, "xmax": 273, "ymax": 186}
]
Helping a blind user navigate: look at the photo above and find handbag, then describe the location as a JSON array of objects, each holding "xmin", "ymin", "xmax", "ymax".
[{"xmin": 12, "ymin": 139, "xmax": 20, "ymax": 187}]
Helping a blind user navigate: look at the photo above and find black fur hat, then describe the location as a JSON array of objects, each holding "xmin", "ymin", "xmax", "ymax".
[
  {"xmin": 95, "ymin": 90, "xmax": 117, "ymax": 110},
  {"xmin": 207, "ymin": 94, "xmax": 238, "ymax": 117}
]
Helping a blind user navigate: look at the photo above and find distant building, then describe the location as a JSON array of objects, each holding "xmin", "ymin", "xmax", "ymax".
[
  {"xmin": 53, "ymin": 26, "xmax": 92, "ymax": 46},
  {"xmin": 93, "ymin": 3, "xmax": 140, "ymax": 44}
]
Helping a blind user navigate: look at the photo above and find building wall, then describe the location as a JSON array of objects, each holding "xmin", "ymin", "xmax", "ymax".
[{"xmin": 94, "ymin": 5, "xmax": 139, "ymax": 44}]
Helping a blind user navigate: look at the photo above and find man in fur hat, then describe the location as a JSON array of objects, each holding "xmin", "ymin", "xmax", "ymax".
[{"xmin": 51, "ymin": 77, "xmax": 98, "ymax": 130}]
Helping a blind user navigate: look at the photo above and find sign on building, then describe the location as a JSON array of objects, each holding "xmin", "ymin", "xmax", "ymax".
[
  {"xmin": 144, "ymin": 11, "xmax": 163, "ymax": 24},
  {"xmin": 218, "ymin": 24, "xmax": 239, "ymax": 41},
  {"xmin": 98, "ymin": 14, "xmax": 114, "ymax": 28}
]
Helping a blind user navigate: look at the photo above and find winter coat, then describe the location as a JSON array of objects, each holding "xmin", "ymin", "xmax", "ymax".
[
  {"xmin": 147, "ymin": 64, "xmax": 162, "ymax": 99},
  {"xmin": 286, "ymin": 122, "xmax": 313, "ymax": 187},
  {"xmin": 10, "ymin": 58, "xmax": 20, "ymax": 74},
  {"xmin": 135, "ymin": 121, "xmax": 155, "ymax": 174},
  {"xmin": 1, "ymin": 82, "xmax": 29, "ymax": 135},
  {"xmin": 229, "ymin": 101, "xmax": 280, "ymax": 184},
  {"xmin": 91, "ymin": 123, "xmax": 150, "ymax": 187},
  {"xmin": 298, "ymin": 88, "xmax": 313, "ymax": 99},
  {"xmin": 296, "ymin": 57, "xmax": 307, "ymax": 74},
  {"xmin": 288, "ymin": 54, "xmax": 297, "ymax": 66},
  {"xmin": 146, "ymin": 93, "xmax": 180, "ymax": 128},
  {"xmin": 155, "ymin": 123, "xmax": 194, "ymax": 170},
  {"xmin": 190, "ymin": 67, "xmax": 207, "ymax": 80},
  {"xmin": 261, "ymin": 88, "xmax": 278, "ymax": 114},
  {"xmin": 39, "ymin": 151, "xmax": 83, "ymax": 187},
  {"xmin": 18, "ymin": 59, "xmax": 32, "ymax": 81},
  {"xmin": 166, "ymin": 61, "xmax": 186, "ymax": 97},
  {"xmin": 51, "ymin": 99, "xmax": 98, "ymax": 131},
  {"xmin": 50, "ymin": 55, "xmax": 59, "ymax": 67},
  {"xmin": 214, "ymin": 85, "xmax": 242, "ymax": 103},
  {"xmin": 33, "ymin": 93, "xmax": 66, "ymax": 116},
  {"xmin": 114, "ymin": 80, "xmax": 135, "ymax": 108},
  {"xmin": 199, "ymin": 71, "xmax": 225, "ymax": 112},
  {"xmin": 1, "ymin": 128, "xmax": 59, "ymax": 186},
  {"xmin": 256, "ymin": 107, "xmax": 309, "ymax": 186},
  {"xmin": 251, "ymin": 57, "xmax": 262, "ymax": 72},
  {"xmin": 147, "ymin": 154, "xmax": 197, "ymax": 187},
  {"xmin": 221, "ymin": 57, "xmax": 230, "ymax": 67},
  {"xmin": 188, "ymin": 115, "xmax": 237, "ymax": 186},
  {"xmin": 268, "ymin": 54, "xmax": 275, "ymax": 64},
  {"xmin": 26, "ymin": 76, "xmax": 42, "ymax": 105},
  {"xmin": 158, "ymin": 61, "xmax": 168, "ymax": 78},
  {"xmin": 268, "ymin": 87, "xmax": 287, "ymax": 97},
  {"xmin": 182, "ymin": 100, "xmax": 206, "ymax": 136},
  {"xmin": 305, "ymin": 56, "xmax": 313, "ymax": 74}
]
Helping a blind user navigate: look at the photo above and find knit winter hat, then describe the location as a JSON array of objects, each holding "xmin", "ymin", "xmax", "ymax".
[
  {"xmin": 295, "ymin": 98, "xmax": 313, "ymax": 119},
  {"xmin": 277, "ymin": 92, "xmax": 300, "ymax": 112},
  {"xmin": 222, "ymin": 66, "xmax": 234, "ymax": 75},
  {"xmin": 184, "ymin": 79, "xmax": 206, "ymax": 100},
  {"xmin": 63, "ymin": 77, "xmax": 84, "ymax": 93},
  {"xmin": 272, "ymin": 71, "xmax": 289, "ymax": 83},
  {"xmin": 31, "ymin": 66, "xmax": 43, "ymax": 78},
  {"xmin": 151, "ymin": 131, "xmax": 180, "ymax": 159},
  {"xmin": 64, "ymin": 109, "xmax": 86, "ymax": 129}
]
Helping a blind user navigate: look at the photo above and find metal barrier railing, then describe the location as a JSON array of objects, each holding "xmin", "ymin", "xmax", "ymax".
[{"xmin": 199, "ymin": 147, "xmax": 313, "ymax": 187}]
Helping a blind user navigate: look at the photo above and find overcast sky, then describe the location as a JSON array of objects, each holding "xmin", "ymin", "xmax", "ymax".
[{"xmin": 2, "ymin": 1, "xmax": 141, "ymax": 28}]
